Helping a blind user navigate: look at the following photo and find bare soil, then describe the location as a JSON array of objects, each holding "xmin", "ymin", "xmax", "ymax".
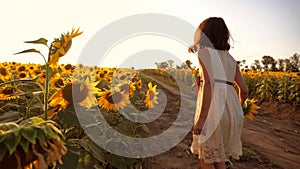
[{"xmin": 141, "ymin": 73, "xmax": 300, "ymax": 169}]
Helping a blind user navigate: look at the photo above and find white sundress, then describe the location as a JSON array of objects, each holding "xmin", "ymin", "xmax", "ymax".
[{"xmin": 190, "ymin": 47, "xmax": 244, "ymax": 163}]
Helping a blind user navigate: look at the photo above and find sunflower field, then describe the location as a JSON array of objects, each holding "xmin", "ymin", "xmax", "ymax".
[
  {"xmin": 146, "ymin": 68, "xmax": 300, "ymax": 105},
  {"xmin": 0, "ymin": 28, "xmax": 298, "ymax": 169},
  {"xmin": 241, "ymin": 69, "xmax": 300, "ymax": 104},
  {"xmin": 141, "ymin": 67, "xmax": 299, "ymax": 121},
  {"xmin": 0, "ymin": 29, "xmax": 160, "ymax": 169}
]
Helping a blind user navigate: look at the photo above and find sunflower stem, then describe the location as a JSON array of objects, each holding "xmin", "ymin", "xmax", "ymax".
[
  {"xmin": 0, "ymin": 78, "xmax": 36, "ymax": 87},
  {"xmin": 38, "ymin": 52, "xmax": 47, "ymax": 64},
  {"xmin": 43, "ymin": 65, "xmax": 49, "ymax": 120},
  {"xmin": 32, "ymin": 81, "xmax": 46, "ymax": 94},
  {"xmin": 44, "ymin": 44, "xmax": 52, "ymax": 120}
]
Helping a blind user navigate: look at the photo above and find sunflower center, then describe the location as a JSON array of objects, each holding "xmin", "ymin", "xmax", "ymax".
[
  {"xmin": 149, "ymin": 91, "xmax": 155, "ymax": 101},
  {"xmin": 34, "ymin": 70, "xmax": 41, "ymax": 75},
  {"xmin": 54, "ymin": 79, "xmax": 64, "ymax": 88},
  {"xmin": 120, "ymin": 75, "xmax": 126, "ymax": 80},
  {"xmin": 99, "ymin": 73, "xmax": 105, "ymax": 78},
  {"xmin": 65, "ymin": 64, "xmax": 72, "ymax": 70},
  {"xmin": 19, "ymin": 73, "xmax": 27, "ymax": 78},
  {"xmin": 78, "ymin": 63, "xmax": 83, "ymax": 69},
  {"xmin": 3, "ymin": 88, "xmax": 14, "ymax": 95},
  {"xmin": 62, "ymin": 82, "xmax": 88, "ymax": 103},
  {"xmin": 18, "ymin": 66, "xmax": 26, "ymax": 72},
  {"xmin": 107, "ymin": 92, "xmax": 123, "ymax": 104},
  {"xmin": 120, "ymin": 84, "xmax": 129, "ymax": 93},
  {"xmin": 0, "ymin": 68, "xmax": 7, "ymax": 76}
]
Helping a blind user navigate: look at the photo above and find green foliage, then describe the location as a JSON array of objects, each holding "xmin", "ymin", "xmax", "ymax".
[
  {"xmin": 250, "ymin": 53, "xmax": 300, "ymax": 72},
  {"xmin": 14, "ymin": 48, "xmax": 42, "ymax": 55},
  {"xmin": 243, "ymin": 71, "xmax": 300, "ymax": 104},
  {"xmin": 25, "ymin": 38, "xmax": 48, "ymax": 46},
  {"xmin": 255, "ymin": 74, "xmax": 277, "ymax": 100},
  {"xmin": 0, "ymin": 117, "xmax": 64, "ymax": 160},
  {"xmin": 277, "ymin": 76, "xmax": 291, "ymax": 101}
]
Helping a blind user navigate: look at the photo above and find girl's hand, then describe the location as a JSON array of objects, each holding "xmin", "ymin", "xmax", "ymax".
[{"xmin": 188, "ymin": 44, "xmax": 197, "ymax": 53}]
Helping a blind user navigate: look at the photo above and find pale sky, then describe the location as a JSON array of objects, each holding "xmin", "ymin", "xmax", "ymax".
[{"xmin": 0, "ymin": 0, "xmax": 299, "ymax": 68}]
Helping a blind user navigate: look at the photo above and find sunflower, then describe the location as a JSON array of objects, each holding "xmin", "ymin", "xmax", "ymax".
[
  {"xmin": 37, "ymin": 70, "xmax": 46, "ymax": 84},
  {"xmin": 62, "ymin": 27, "xmax": 82, "ymax": 52},
  {"xmin": 59, "ymin": 63, "xmax": 74, "ymax": 75},
  {"xmin": 243, "ymin": 99, "xmax": 260, "ymax": 121},
  {"xmin": 49, "ymin": 79, "xmax": 100, "ymax": 111},
  {"xmin": 144, "ymin": 82, "xmax": 159, "ymax": 108},
  {"xmin": 46, "ymin": 106, "xmax": 60, "ymax": 119},
  {"xmin": 96, "ymin": 67, "xmax": 114, "ymax": 82},
  {"xmin": 50, "ymin": 73, "xmax": 65, "ymax": 89},
  {"xmin": 17, "ymin": 71, "xmax": 30, "ymax": 79},
  {"xmin": 73, "ymin": 64, "xmax": 97, "ymax": 82},
  {"xmin": 30, "ymin": 68, "xmax": 42, "ymax": 78},
  {"xmin": 48, "ymin": 28, "xmax": 82, "ymax": 69},
  {"xmin": 28, "ymin": 64, "xmax": 35, "ymax": 71},
  {"xmin": 97, "ymin": 87, "xmax": 130, "ymax": 112},
  {"xmin": 113, "ymin": 68, "xmax": 135, "ymax": 83},
  {"xmin": 134, "ymin": 79, "xmax": 143, "ymax": 90},
  {"xmin": 97, "ymin": 71, "xmax": 106, "ymax": 81},
  {"xmin": 245, "ymin": 113, "xmax": 254, "ymax": 121},
  {"xmin": 0, "ymin": 85, "xmax": 23, "ymax": 100},
  {"xmin": 78, "ymin": 80, "xmax": 100, "ymax": 109},
  {"xmin": 16, "ymin": 65, "xmax": 27, "ymax": 72},
  {"xmin": 118, "ymin": 82, "xmax": 136, "ymax": 97},
  {"xmin": 106, "ymin": 77, "xmax": 112, "ymax": 83},
  {"xmin": 0, "ymin": 66, "xmax": 12, "ymax": 82},
  {"xmin": 27, "ymin": 63, "xmax": 40, "ymax": 77},
  {"xmin": 48, "ymin": 52, "xmax": 61, "ymax": 70},
  {"xmin": 9, "ymin": 62, "xmax": 20, "ymax": 72}
]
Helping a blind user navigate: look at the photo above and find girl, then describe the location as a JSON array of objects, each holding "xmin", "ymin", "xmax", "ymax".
[{"xmin": 188, "ymin": 17, "xmax": 249, "ymax": 169}]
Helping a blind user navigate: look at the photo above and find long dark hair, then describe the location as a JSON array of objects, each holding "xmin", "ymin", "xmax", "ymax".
[{"xmin": 198, "ymin": 17, "xmax": 231, "ymax": 51}]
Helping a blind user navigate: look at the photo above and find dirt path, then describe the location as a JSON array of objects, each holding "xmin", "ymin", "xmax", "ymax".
[
  {"xmin": 141, "ymin": 73, "xmax": 300, "ymax": 169},
  {"xmin": 240, "ymin": 113, "xmax": 300, "ymax": 168}
]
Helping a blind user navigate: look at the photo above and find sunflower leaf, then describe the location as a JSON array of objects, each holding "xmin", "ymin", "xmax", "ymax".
[
  {"xmin": 4, "ymin": 133, "xmax": 21, "ymax": 155},
  {"xmin": 0, "ymin": 122, "xmax": 19, "ymax": 131},
  {"xmin": 21, "ymin": 126, "xmax": 37, "ymax": 144},
  {"xmin": 19, "ymin": 138, "xmax": 30, "ymax": 153},
  {"xmin": 47, "ymin": 123, "xmax": 63, "ymax": 137},
  {"xmin": 3, "ymin": 103, "xmax": 21, "ymax": 108},
  {"xmin": 0, "ymin": 145, "xmax": 7, "ymax": 161},
  {"xmin": 135, "ymin": 124, "xmax": 150, "ymax": 134},
  {"xmin": 45, "ymin": 125, "xmax": 58, "ymax": 139},
  {"xmin": 36, "ymin": 129, "xmax": 47, "ymax": 146},
  {"xmin": 0, "ymin": 111, "xmax": 20, "ymax": 123},
  {"xmin": 29, "ymin": 117, "xmax": 44, "ymax": 124},
  {"xmin": 25, "ymin": 38, "xmax": 48, "ymax": 46},
  {"xmin": 0, "ymin": 134, "xmax": 7, "ymax": 144},
  {"xmin": 14, "ymin": 49, "xmax": 41, "ymax": 55}
]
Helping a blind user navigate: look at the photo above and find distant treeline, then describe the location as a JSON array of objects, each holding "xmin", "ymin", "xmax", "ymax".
[
  {"xmin": 155, "ymin": 53, "xmax": 300, "ymax": 72},
  {"xmin": 240, "ymin": 53, "xmax": 300, "ymax": 72}
]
